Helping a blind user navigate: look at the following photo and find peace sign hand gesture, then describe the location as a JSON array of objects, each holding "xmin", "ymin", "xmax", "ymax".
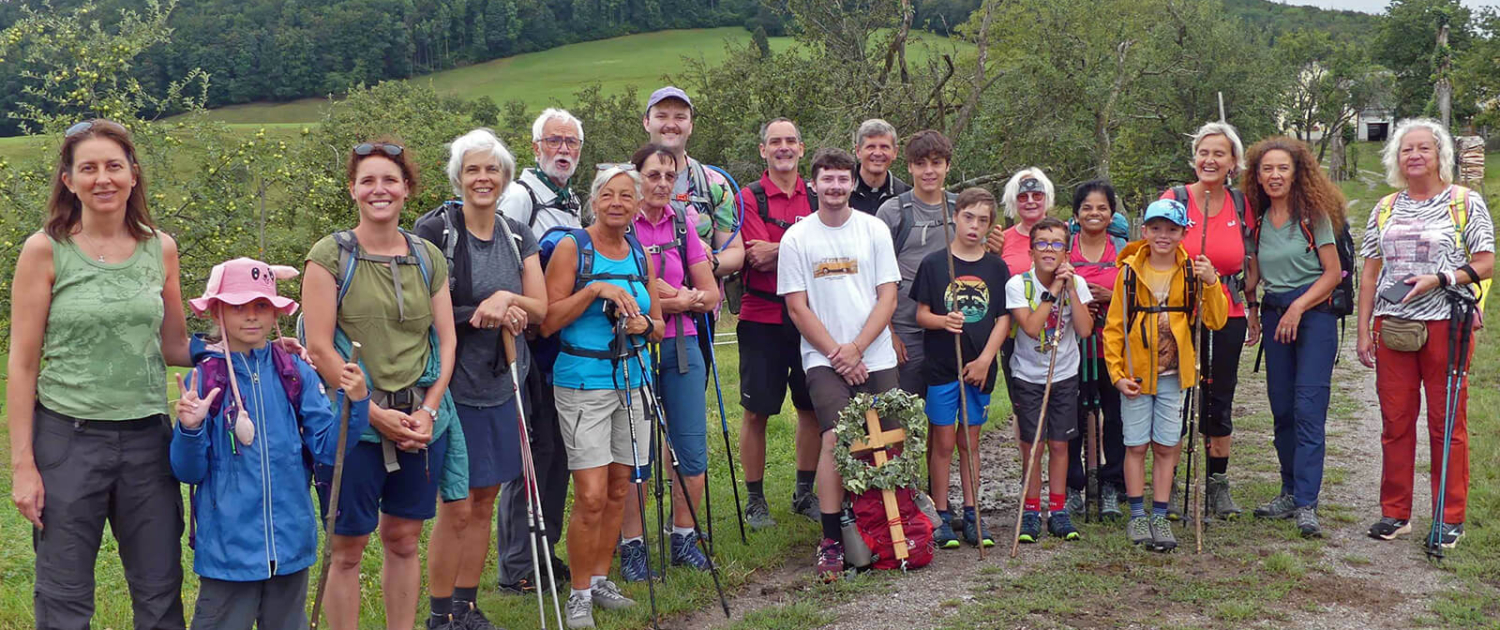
[{"xmin": 175, "ymin": 369, "xmax": 222, "ymax": 431}]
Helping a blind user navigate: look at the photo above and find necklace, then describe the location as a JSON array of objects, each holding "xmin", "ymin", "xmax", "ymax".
[{"xmin": 77, "ymin": 231, "xmax": 109, "ymax": 262}]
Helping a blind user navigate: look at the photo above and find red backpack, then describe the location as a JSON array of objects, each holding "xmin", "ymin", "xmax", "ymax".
[{"xmin": 849, "ymin": 447, "xmax": 936, "ymax": 571}]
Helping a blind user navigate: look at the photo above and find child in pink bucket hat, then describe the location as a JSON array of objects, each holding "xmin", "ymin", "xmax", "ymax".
[{"xmin": 170, "ymin": 257, "xmax": 372, "ymax": 628}]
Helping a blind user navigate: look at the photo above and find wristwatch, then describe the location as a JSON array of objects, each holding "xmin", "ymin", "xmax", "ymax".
[
  {"xmin": 419, "ymin": 404, "xmax": 440, "ymax": 418},
  {"xmin": 1039, "ymin": 291, "xmax": 1057, "ymax": 304}
]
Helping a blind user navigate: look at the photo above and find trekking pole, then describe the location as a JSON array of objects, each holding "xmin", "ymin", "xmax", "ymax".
[
  {"xmin": 703, "ymin": 312, "xmax": 749, "ymax": 545},
  {"xmin": 1011, "ymin": 296, "xmax": 1067, "ymax": 558},
  {"xmin": 612, "ymin": 315, "xmax": 661, "ymax": 629},
  {"xmin": 1428, "ymin": 296, "xmax": 1475, "ymax": 558},
  {"xmin": 310, "ymin": 342, "xmax": 361, "ymax": 630},
  {"xmin": 938, "ymin": 194, "xmax": 986, "ymax": 560},
  {"xmin": 630, "ymin": 350, "xmax": 733, "ymax": 618},
  {"xmin": 1092, "ymin": 331, "xmax": 1104, "ymax": 525},
  {"xmin": 503, "ymin": 334, "xmax": 565, "ymax": 629},
  {"xmin": 654, "ymin": 392, "xmax": 669, "ymax": 584}
]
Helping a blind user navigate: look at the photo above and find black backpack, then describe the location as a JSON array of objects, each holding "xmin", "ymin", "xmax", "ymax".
[
  {"xmin": 1249, "ymin": 212, "xmax": 1356, "ymax": 317},
  {"xmin": 890, "ymin": 190, "xmax": 959, "ymax": 255}
]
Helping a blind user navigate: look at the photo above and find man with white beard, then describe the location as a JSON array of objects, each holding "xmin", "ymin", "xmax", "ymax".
[
  {"xmin": 495, "ymin": 108, "xmax": 583, "ymax": 596},
  {"xmin": 501, "ymin": 108, "xmax": 588, "ymax": 236}
]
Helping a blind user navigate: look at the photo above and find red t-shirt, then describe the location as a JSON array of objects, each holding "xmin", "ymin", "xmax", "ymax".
[
  {"xmin": 1160, "ymin": 187, "xmax": 1252, "ymax": 318},
  {"xmin": 740, "ymin": 173, "xmax": 815, "ymax": 325},
  {"xmin": 1069, "ymin": 232, "xmax": 1121, "ymax": 293}
]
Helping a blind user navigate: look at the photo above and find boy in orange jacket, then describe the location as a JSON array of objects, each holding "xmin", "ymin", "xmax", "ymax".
[{"xmin": 1103, "ymin": 199, "xmax": 1227, "ymax": 552}]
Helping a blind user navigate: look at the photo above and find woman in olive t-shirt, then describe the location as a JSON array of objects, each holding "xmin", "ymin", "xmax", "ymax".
[{"xmin": 300, "ymin": 138, "xmax": 458, "ymax": 630}]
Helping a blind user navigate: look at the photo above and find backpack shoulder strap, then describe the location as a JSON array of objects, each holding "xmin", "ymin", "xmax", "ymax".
[
  {"xmin": 807, "ymin": 185, "xmax": 819, "ymax": 212},
  {"xmin": 1022, "ymin": 271, "xmax": 1035, "ymax": 306},
  {"xmin": 1375, "ymin": 192, "xmax": 1400, "ymax": 231},
  {"xmin": 270, "ymin": 344, "xmax": 304, "ymax": 404},
  {"xmin": 571, "ymin": 228, "xmax": 594, "ymax": 292},
  {"xmin": 1449, "ymin": 186, "xmax": 1473, "ymax": 256},
  {"xmin": 671, "ymin": 205, "xmax": 693, "ymax": 289},
  {"xmin": 332, "ymin": 230, "xmax": 360, "ymax": 306},
  {"xmin": 1170, "ymin": 185, "xmax": 1189, "ymax": 203},
  {"xmin": 516, "ymin": 177, "xmax": 546, "ymax": 229},
  {"xmin": 892, "ymin": 191, "xmax": 917, "ymax": 254},
  {"xmin": 624, "ymin": 231, "xmax": 650, "ymax": 280},
  {"xmin": 399, "ymin": 229, "xmax": 434, "ymax": 291}
]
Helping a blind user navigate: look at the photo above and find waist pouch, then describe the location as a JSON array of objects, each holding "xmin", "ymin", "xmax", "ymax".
[{"xmin": 1380, "ymin": 317, "xmax": 1427, "ymax": 353}]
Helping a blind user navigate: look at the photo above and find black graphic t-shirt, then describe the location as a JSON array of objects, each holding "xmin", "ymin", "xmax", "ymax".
[{"xmin": 909, "ymin": 250, "xmax": 1010, "ymax": 391}]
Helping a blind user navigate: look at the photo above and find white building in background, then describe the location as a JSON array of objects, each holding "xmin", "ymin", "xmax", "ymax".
[{"xmin": 1358, "ymin": 107, "xmax": 1393, "ymax": 142}]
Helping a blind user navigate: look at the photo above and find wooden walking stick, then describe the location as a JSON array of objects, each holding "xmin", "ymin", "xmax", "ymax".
[
  {"xmin": 938, "ymin": 194, "xmax": 987, "ymax": 559},
  {"xmin": 1010, "ymin": 294, "xmax": 1066, "ymax": 558},
  {"xmin": 311, "ymin": 341, "xmax": 361, "ymax": 629},
  {"xmin": 1190, "ymin": 191, "xmax": 1212, "ymax": 555}
]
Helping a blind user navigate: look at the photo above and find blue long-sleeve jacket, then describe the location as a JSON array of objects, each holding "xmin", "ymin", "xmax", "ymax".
[{"xmin": 170, "ymin": 345, "xmax": 370, "ymax": 582}]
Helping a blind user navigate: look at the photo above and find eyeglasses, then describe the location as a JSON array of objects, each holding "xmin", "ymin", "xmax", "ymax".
[
  {"xmin": 353, "ymin": 142, "xmax": 404, "ymax": 157},
  {"xmin": 540, "ymin": 136, "xmax": 582, "ymax": 150},
  {"xmin": 1033, "ymin": 241, "xmax": 1068, "ymax": 252},
  {"xmin": 65, "ymin": 120, "xmax": 126, "ymax": 138},
  {"xmin": 596, "ymin": 163, "xmax": 636, "ymax": 172}
]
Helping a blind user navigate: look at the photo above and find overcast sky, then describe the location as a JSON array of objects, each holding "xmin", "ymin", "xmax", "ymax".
[{"xmin": 1282, "ymin": 0, "xmax": 1498, "ymax": 14}]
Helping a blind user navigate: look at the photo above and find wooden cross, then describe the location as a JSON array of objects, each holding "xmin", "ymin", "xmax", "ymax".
[{"xmin": 849, "ymin": 407, "xmax": 909, "ymax": 561}]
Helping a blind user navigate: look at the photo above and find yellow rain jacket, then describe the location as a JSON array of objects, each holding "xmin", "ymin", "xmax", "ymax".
[{"xmin": 1103, "ymin": 240, "xmax": 1228, "ymax": 394}]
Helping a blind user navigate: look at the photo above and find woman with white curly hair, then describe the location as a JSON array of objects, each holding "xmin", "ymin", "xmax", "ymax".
[{"xmin": 1356, "ymin": 118, "xmax": 1493, "ymax": 548}]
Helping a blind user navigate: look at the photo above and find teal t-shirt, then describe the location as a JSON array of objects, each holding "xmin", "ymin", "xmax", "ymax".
[{"xmin": 1257, "ymin": 214, "xmax": 1335, "ymax": 294}]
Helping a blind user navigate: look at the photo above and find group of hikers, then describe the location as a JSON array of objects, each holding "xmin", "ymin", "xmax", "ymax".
[{"xmin": 6, "ymin": 82, "xmax": 1493, "ymax": 630}]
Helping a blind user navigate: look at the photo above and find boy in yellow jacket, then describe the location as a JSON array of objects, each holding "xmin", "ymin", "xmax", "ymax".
[{"xmin": 1104, "ymin": 199, "xmax": 1227, "ymax": 552}]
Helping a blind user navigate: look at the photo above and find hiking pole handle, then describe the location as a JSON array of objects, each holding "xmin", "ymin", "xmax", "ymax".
[{"xmin": 311, "ymin": 341, "xmax": 361, "ymax": 630}]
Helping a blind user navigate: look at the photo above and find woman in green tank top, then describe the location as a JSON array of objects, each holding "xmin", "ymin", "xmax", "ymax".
[{"xmin": 6, "ymin": 120, "xmax": 194, "ymax": 628}]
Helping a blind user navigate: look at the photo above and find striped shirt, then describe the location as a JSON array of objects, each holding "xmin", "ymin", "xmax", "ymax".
[{"xmin": 1359, "ymin": 186, "xmax": 1494, "ymax": 320}]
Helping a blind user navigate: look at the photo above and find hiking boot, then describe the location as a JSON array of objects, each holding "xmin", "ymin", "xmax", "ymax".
[
  {"xmin": 1167, "ymin": 480, "xmax": 1182, "ymax": 521},
  {"xmin": 791, "ymin": 488, "xmax": 819, "ymax": 522},
  {"xmin": 1100, "ymin": 485, "xmax": 1123, "ymax": 521},
  {"xmin": 670, "ymin": 532, "xmax": 711, "ymax": 570},
  {"xmin": 1254, "ymin": 493, "xmax": 1297, "ymax": 520},
  {"xmin": 933, "ymin": 513, "xmax": 961, "ymax": 549},
  {"xmin": 590, "ymin": 579, "xmax": 635, "ymax": 611},
  {"xmin": 1295, "ymin": 506, "xmax": 1322, "ymax": 538},
  {"xmin": 1439, "ymin": 522, "xmax": 1465, "ymax": 548},
  {"xmin": 565, "ymin": 593, "xmax": 594, "ymax": 629},
  {"xmin": 746, "ymin": 493, "xmax": 776, "ymax": 530},
  {"xmin": 1065, "ymin": 488, "xmax": 1085, "ymax": 516},
  {"xmin": 452, "ymin": 601, "xmax": 499, "ymax": 630},
  {"xmin": 815, "ymin": 538, "xmax": 845, "ymax": 582},
  {"xmin": 1048, "ymin": 512, "xmax": 1081, "ymax": 541},
  {"xmin": 1127, "ymin": 516, "xmax": 1152, "ymax": 546},
  {"xmin": 617, "ymin": 539, "xmax": 652, "ymax": 583},
  {"xmin": 1149, "ymin": 514, "xmax": 1178, "ymax": 552},
  {"xmin": 1367, "ymin": 517, "xmax": 1411, "ymax": 541},
  {"xmin": 1018, "ymin": 512, "xmax": 1042, "ymax": 544},
  {"xmin": 497, "ymin": 577, "xmax": 536, "ymax": 596},
  {"xmin": 427, "ymin": 614, "xmax": 457, "ymax": 630},
  {"xmin": 1206, "ymin": 473, "xmax": 1244, "ymax": 519},
  {"xmin": 964, "ymin": 513, "xmax": 996, "ymax": 548}
]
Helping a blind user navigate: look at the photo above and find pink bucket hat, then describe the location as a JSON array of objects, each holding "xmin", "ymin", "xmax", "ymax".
[{"xmin": 189, "ymin": 257, "xmax": 300, "ymax": 317}]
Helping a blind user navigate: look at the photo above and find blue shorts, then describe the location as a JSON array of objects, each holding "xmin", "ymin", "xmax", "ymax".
[
  {"xmin": 457, "ymin": 399, "xmax": 522, "ymax": 489},
  {"xmin": 1121, "ymin": 374, "xmax": 1184, "ymax": 447},
  {"xmin": 646, "ymin": 337, "xmax": 709, "ymax": 477},
  {"xmin": 924, "ymin": 381, "xmax": 990, "ymax": 427},
  {"xmin": 315, "ymin": 432, "xmax": 450, "ymax": 536}
]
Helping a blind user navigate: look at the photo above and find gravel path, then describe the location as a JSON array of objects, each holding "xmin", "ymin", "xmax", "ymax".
[{"xmin": 677, "ymin": 332, "xmax": 1454, "ymax": 630}]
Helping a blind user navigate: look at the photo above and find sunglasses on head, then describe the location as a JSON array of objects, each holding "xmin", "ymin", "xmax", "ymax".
[
  {"xmin": 65, "ymin": 120, "xmax": 127, "ymax": 138},
  {"xmin": 596, "ymin": 163, "xmax": 637, "ymax": 172},
  {"xmin": 353, "ymin": 142, "xmax": 404, "ymax": 157}
]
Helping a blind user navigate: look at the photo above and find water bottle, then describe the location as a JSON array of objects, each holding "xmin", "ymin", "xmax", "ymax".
[{"xmin": 841, "ymin": 506, "xmax": 872, "ymax": 569}]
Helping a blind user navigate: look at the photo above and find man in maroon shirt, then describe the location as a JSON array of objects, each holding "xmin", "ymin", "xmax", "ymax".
[{"xmin": 738, "ymin": 117, "xmax": 821, "ymax": 529}]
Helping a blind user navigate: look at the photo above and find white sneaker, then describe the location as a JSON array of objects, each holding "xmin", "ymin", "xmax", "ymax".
[{"xmin": 565, "ymin": 593, "xmax": 594, "ymax": 629}]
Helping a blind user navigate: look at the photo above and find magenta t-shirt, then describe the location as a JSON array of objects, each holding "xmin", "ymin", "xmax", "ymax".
[
  {"xmin": 1069, "ymin": 232, "xmax": 1121, "ymax": 289},
  {"xmin": 634, "ymin": 206, "xmax": 709, "ymax": 338}
]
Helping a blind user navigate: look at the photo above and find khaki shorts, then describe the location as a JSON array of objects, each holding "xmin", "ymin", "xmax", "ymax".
[{"xmin": 554, "ymin": 386, "xmax": 650, "ymax": 471}]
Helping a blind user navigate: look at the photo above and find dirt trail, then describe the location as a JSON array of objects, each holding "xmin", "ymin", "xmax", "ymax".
[{"xmin": 677, "ymin": 333, "xmax": 1454, "ymax": 630}]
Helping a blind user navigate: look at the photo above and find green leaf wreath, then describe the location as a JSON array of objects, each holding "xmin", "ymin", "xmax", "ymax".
[{"xmin": 833, "ymin": 390, "xmax": 928, "ymax": 495}]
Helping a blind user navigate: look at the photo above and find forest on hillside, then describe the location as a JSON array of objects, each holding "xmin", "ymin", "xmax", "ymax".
[{"xmin": 0, "ymin": 0, "xmax": 1393, "ymax": 137}]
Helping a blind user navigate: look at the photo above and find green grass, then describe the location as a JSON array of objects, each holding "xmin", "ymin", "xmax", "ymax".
[{"xmin": 202, "ymin": 27, "xmax": 969, "ymax": 125}]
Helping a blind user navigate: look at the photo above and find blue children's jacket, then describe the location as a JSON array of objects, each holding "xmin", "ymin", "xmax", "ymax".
[{"xmin": 170, "ymin": 345, "xmax": 370, "ymax": 582}]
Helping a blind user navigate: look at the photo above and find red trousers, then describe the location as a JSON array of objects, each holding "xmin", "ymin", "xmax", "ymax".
[{"xmin": 1374, "ymin": 317, "xmax": 1474, "ymax": 522}]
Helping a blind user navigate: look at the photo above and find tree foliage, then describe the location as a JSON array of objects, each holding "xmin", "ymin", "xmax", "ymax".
[
  {"xmin": 1374, "ymin": 0, "xmax": 1474, "ymax": 120},
  {"xmin": 1275, "ymin": 28, "xmax": 1388, "ymax": 160}
]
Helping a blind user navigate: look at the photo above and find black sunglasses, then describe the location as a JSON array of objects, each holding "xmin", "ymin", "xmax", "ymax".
[{"xmin": 353, "ymin": 142, "xmax": 404, "ymax": 157}]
